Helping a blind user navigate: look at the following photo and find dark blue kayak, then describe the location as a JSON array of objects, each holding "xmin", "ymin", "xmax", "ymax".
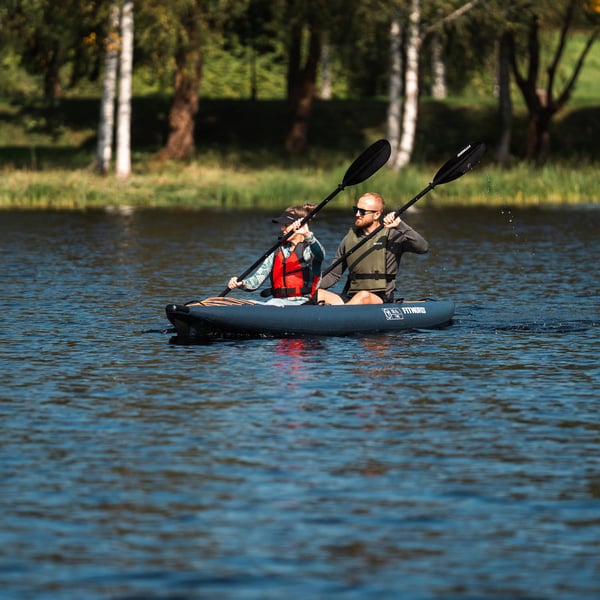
[{"xmin": 165, "ymin": 297, "xmax": 455, "ymax": 341}]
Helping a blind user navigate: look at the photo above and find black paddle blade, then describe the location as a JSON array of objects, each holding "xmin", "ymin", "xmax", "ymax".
[
  {"xmin": 342, "ymin": 139, "xmax": 392, "ymax": 187},
  {"xmin": 432, "ymin": 142, "xmax": 486, "ymax": 187}
]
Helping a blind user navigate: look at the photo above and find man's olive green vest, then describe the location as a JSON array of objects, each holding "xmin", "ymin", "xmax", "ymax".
[{"xmin": 344, "ymin": 227, "xmax": 394, "ymax": 293}]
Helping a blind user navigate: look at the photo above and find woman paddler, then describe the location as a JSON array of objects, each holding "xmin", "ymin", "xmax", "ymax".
[{"xmin": 227, "ymin": 204, "xmax": 325, "ymax": 306}]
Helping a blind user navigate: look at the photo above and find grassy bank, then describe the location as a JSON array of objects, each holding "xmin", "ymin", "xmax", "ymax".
[
  {"xmin": 1, "ymin": 162, "xmax": 597, "ymax": 210},
  {"xmin": 1, "ymin": 97, "xmax": 599, "ymax": 209}
]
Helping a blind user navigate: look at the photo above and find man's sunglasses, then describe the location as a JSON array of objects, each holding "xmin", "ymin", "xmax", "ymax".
[{"xmin": 353, "ymin": 206, "xmax": 378, "ymax": 216}]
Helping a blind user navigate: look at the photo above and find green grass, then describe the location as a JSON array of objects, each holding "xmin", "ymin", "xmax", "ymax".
[{"xmin": 1, "ymin": 158, "xmax": 597, "ymax": 211}]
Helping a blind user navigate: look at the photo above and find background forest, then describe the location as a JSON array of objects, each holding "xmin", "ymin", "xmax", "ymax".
[{"xmin": 0, "ymin": 0, "xmax": 598, "ymax": 209}]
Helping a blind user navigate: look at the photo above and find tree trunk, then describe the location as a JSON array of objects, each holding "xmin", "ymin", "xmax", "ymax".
[
  {"xmin": 393, "ymin": 0, "xmax": 420, "ymax": 170},
  {"xmin": 285, "ymin": 22, "xmax": 320, "ymax": 154},
  {"xmin": 249, "ymin": 44, "xmax": 257, "ymax": 101},
  {"xmin": 387, "ymin": 17, "xmax": 403, "ymax": 164},
  {"xmin": 508, "ymin": 1, "xmax": 598, "ymax": 164},
  {"xmin": 161, "ymin": 4, "xmax": 202, "ymax": 160},
  {"xmin": 495, "ymin": 31, "xmax": 512, "ymax": 167},
  {"xmin": 527, "ymin": 108, "xmax": 553, "ymax": 166},
  {"xmin": 43, "ymin": 50, "xmax": 62, "ymax": 103},
  {"xmin": 96, "ymin": 2, "xmax": 120, "ymax": 175},
  {"xmin": 116, "ymin": 0, "xmax": 133, "ymax": 179},
  {"xmin": 430, "ymin": 33, "xmax": 446, "ymax": 99}
]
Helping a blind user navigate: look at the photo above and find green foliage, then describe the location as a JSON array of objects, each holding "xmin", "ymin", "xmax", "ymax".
[
  {"xmin": 3, "ymin": 0, "xmax": 112, "ymax": 98},
  {"xmin": 0, "ymin": 0, "xmax": 598, "ymax": 210},
  {"xmin": 560, "ymin": 29, "xmax": 600, "ymax": 103},
  {"xmin": 0, "ymin": 49, "xmax": 39, "ymax": 97},
  {"xmin": 1, "ymin": 94, "xmax": 599, "ymax": 164},
  {"xmin": 202, "ymin": 37, "xmax": 287, "ymax": 99}
]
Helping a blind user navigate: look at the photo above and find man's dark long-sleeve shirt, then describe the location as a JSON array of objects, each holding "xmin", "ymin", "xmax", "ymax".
[{"xmin": 320, "ymin": 221, "xmax": 428, "ymax": 297}]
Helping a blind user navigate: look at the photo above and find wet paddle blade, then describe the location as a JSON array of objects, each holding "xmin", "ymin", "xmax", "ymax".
[
  {"xmin": 321, "ymin": 142, "xmax": 486, "ymax": 279},
  {"xmin": 342, "ymin": 139, "xmax": 392, "ymax": 187},
  {"xmin": 432, "ymin": 142, "xmax": 486, "ymax": 187}
]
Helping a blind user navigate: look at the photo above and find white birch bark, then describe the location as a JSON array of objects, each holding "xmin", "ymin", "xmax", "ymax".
[
  {"xmin": 320, "ymin": 32, "xmax": 332, "ymax": 99},
  {"xmin": 386, "ymin": 17, "xmax": 403, "ymax": 163},
  {"xmin": 430, "ymin": 33, "xmax": 447, "ymax": 99},
  {"xmin": 96, "ymin": 2, "xmax": 120, "ymax": 175},
  {"xmin": 116, "ymin": 0, "xmax": 133, "ymax": 180},
  {"xmin": 393, "ymin": 0, "xmax": 420, "ymax": 170},
  {"xmin": 495, "ymin": 32, "xmax": 513, "ymax": 166}
]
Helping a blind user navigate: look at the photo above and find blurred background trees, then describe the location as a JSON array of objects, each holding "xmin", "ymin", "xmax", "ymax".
[{"xmin": 1, "ymin": 0, "xmax": 598, "ymax": 175}]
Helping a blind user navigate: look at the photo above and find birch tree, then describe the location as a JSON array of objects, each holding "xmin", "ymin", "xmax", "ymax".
[
  {"xmin": 430, "ymin": 33, "xmax": 447, "ymax": 99},
  {"xmin": 391, "ymin": 0, "xmax": 420, "ymax": 170},
  {"xmin": 386, "ymin": 17, "xmax": 403, "ymax": 165},
  {"xmin": 96, "ymin": 2, "xmax": 120, "ymax": 175},
  {"xmin": 320, "ymin": 32, "xmax": 332, "ymax": 99},
  {"xmin": 495, "ymin": 30, "xmax": 513, "ymax": 166},
  {"xmin": 116, "ymin": 0, "xmax": 133, "ymax": 179},
  {"xmin": 389, "ymin": 0, "xmax": 484, "ymax": 170}
]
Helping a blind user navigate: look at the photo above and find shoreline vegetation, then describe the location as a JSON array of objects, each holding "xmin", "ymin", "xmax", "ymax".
[
  {"xmin": 1, "ymin": 163, "xmax": 598, "ymax": 211},
  {"xmin": 1, "ymin": 97, "xmax": 598, "ymax": 210}
]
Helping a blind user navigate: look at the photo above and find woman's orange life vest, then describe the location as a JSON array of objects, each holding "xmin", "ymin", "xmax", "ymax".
[{"xmin": 270, "ymin": 242, "xmax": 319, "ymax": 299}]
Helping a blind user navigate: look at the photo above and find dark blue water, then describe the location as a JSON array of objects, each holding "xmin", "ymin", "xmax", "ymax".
[{"xmin": 1, "ymin": 206, "xmax": 598, "ymax": 599}]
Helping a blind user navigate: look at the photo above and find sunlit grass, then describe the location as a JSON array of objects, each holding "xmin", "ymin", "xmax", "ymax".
[{"xmin": 1, "ymin": 160, "xmax": 597, "ymax": 210}]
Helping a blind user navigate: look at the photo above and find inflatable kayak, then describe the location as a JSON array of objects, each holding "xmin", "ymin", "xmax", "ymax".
[{"xmin": 165, "ymin": 297, "xmax": 455, "ymax": 341}]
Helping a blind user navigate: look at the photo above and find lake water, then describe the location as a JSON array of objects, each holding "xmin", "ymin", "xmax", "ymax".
[{"xmin": 1, "ymin": 205, "xmax": 598, "ymax": 599}]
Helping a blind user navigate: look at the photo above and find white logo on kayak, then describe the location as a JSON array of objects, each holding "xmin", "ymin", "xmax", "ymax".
[
  {"xmin": 383, "ymin": 308, "xmax": 404, "ymax": 320},
  {"xmin": 402, "ymin": 306, "xmax": 426, "ymax": 314},
  {"xmin": 383, "ymin": 306, "xmax": 427, "ymax": 320}
]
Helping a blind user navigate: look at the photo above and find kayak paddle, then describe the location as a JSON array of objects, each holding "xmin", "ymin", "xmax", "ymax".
[
  {"xmin": 321, "ymin": 141, "xmax": 487, "ymax": 278},
  {"xmin": 219, "ymin": 139, "xmax": 392, "ymax": 297}
]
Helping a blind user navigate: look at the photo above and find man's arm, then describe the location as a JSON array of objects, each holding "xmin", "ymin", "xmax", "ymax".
[{"xmin": 387, "ymin": 219, "xmax": 428, "ymax": 254}]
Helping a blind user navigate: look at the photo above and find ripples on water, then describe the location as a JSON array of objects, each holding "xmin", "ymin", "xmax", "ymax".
[{"xmin": 1, "ymin": 208, "xmax": 598, "ymax": 598}]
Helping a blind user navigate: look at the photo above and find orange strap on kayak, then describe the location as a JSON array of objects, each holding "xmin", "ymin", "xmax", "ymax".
[{"xmin": 187, "ymin": 297, "xmax": 258, "ymax": 307}]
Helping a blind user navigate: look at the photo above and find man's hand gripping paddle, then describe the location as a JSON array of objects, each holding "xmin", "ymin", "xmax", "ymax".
[{"xmin": 321, "ymin": 142, "xmax": 487, "ymax": 279}]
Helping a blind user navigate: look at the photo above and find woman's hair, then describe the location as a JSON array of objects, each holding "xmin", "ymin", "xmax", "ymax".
[{"xmin": 288, "ymin": 203, "xmax": 317, "ymax": 219}]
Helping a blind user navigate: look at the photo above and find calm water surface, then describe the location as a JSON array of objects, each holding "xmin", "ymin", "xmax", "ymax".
[{"xmin": 1, "ymin": 206, "xmax": 598, "ymax": 599}]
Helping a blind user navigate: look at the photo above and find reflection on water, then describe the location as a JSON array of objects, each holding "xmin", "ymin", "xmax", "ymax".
[{"xmin": 0, "ymin": 207, "xmax": 599, "ymax": 599}]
